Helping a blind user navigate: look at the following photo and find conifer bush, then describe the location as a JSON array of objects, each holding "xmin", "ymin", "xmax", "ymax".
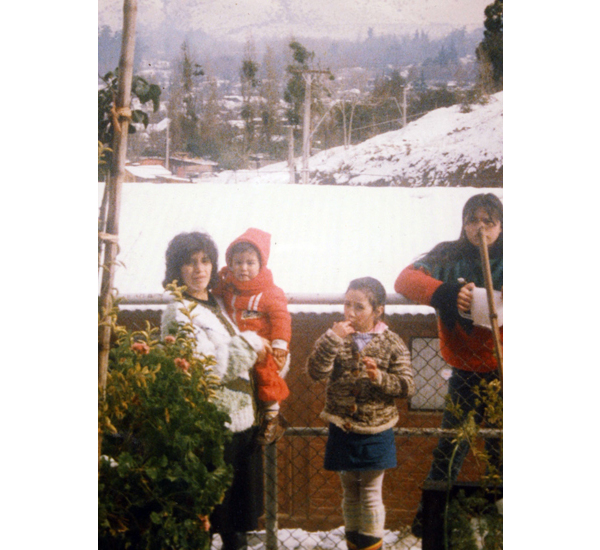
[{"xmin": 98, "ymin": 313, "xmax": 233, "ymax": 550}]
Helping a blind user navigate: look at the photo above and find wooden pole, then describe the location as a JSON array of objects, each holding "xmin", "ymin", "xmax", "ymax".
[
  {"xmin": 349, "ymin": 100, "xmax": 355, "ymax": 145},
  {"xmin": 341, "ymin": 99, "xmax": 347, "ymax": 149},
  {"xmin": 165, "ymin": 118, "xmax": 170, "ymax": 170},
  {"xmin": 99, "ymin": 0, "xmax": 138, "ymax": 392},
  {"xmin": 477, "ymin": 229, "xmax": 503, "ymax": 383},
  {"xmin": 402, "ymin": 86, "xmax": 407, "ymax": 127},
  {"xmin": 288, "ymin": 126, "xmax": 295, "ymax": 184},
  {"xmin": 301, "ymin": 73, "xmax": 312, "ymax": 185},
  {"xmin": 98, "ymin": 174, "xmax": 110, "ymax": 275}
]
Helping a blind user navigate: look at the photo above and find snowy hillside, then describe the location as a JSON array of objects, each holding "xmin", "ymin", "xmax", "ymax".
[{"xmin": 203, "ymin": 92, "xmax": 502, "ymax": 188}]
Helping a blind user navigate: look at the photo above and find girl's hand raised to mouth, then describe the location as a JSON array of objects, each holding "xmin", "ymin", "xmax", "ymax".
[{"xmin": 331, "ymin": 320, "xmax": 356, "ymax": 339}]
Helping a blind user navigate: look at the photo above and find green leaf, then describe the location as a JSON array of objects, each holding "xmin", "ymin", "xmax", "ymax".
[{"xmin": 150, "ymin": 512, "xmax": 162, "ymax": 525}]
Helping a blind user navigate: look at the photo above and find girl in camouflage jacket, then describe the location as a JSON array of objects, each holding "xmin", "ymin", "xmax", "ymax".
[{"xmin": 307, "ymin": 277, "xmax": 415, "ymax": 550}]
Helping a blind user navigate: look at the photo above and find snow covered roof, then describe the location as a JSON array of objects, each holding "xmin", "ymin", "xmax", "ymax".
[
  {"xmin": 101, "ymin": 183, "xmax": 502, "ymax": 311},
  {"xmin": 125, "ymin": 165, "xmax": 172, "ymax": 178},
  {"xmin": 124, "ymin": 164, "xmax": 191, "ymax": 183}
]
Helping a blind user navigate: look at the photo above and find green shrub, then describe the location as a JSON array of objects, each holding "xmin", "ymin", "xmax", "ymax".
[
  {"xmin": 447, "ymin": 489, "xmax": 502, "ymax": 550},
  {"xmin": 443, "ymin": 378, "xmax": 503, "ymax": 549},
  {"xmin": 98, "ymin": 313, "xmax": 233, "ymax": 550}
]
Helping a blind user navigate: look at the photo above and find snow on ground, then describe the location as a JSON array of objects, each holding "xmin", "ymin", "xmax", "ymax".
[
  {"xmin": 211, "ymin": 527, "xmax": 421, "ymax": 550},
  {"xmin": 194, "ymin": 92, "xmax": 502, "ymax": 188},
  {"xmin": 308, "ymin": 92, "xmax": 502, "ymax": 187}
]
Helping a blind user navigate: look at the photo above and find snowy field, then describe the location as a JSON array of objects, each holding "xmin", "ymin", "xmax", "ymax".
[{"xmin": 211, "ymin": 527, "xmax": 421, "ymax": 550}]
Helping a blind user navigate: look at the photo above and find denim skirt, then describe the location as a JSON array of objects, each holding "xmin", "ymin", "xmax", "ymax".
[{"xmin": 324, "ymin": 423, "xmax": 397, "ymax": 471}]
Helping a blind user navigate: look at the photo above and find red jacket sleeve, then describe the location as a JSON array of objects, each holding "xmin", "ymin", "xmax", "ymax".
[
  {"xmin": 264, "ymin": 286, "xmax": 292, "ymax": 343},
  {"xmin": 394, "ymin": 265, "xmax": 444, "ymax": 306}
]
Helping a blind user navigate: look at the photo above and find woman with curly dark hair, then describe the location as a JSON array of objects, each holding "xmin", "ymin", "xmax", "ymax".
[{"xmin": 161, "ymin": 231, "xmax": 269, "ymax": 550}]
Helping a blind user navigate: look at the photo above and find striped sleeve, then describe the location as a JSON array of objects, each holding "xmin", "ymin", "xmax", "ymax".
[{"xmin": 306, "ymin": 329, "xmax": 343, "ymax": 381}]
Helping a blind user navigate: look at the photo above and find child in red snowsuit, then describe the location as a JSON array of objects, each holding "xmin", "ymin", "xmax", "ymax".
[{"xmin": 216, "ymin": 228, "xmax": 292, "ymax": 445}]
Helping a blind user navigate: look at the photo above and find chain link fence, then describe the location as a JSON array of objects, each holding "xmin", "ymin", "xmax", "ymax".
[
  {"xmin": 211, "ymin": 309, "xmax": 502, "ymax": 550},
  {"xmin": 117, "ymin": 299, "xmax": 502, "ymax": 550}
]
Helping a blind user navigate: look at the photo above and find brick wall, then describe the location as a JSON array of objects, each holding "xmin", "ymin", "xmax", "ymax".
[{"xmin": 117, "ymin": 309, "xmax": 491, "ymax": 531}]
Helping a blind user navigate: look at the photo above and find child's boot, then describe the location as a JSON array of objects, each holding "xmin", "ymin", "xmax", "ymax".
[
  {"xmin": 256, "ymin": 412, "xmax": 287, "ymax": 445},
  {"xmin": 345, "ymin": 530, "xmax": 359, "ymax": 550},
  {"xmin": 354, "ymin": 532, "xmax": 383, "ymax": 550}
]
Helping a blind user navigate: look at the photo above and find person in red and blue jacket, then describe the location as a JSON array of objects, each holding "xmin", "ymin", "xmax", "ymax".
[
  {"xmin": 394, "ymin": 193, "xmax": 503, "ymax": 538},
  {"xmin": 215, "ymin": 227, "xmax": 292, "ymax": 445}
]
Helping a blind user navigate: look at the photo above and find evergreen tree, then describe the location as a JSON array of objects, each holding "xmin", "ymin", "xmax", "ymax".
[
  {"xmin": 476, "ymin": 0, "xmax": 503, "ymax": 92},
  {"xmin": 168, "ymin": 41, "xmax": 204, "ymax": 155},
  {"xmin": 260, "ymin": 45, "xmax": 283, "ymax": 157},
  {"xmin": 198, "ymin": 72, "xmax": 224, "ymax": 160},
  {"xmin": 283, "ymin": 40, "xmax": 333, "ymax": 157},
  {"xmin": 368, "ymin": 71, "xmax": 407, "ymax": 134},
  {"xmin": 240, "ymin": 39, "xmax": 260, "ymax": 154},
  {"xmin": 283, "ymin": 41, "xmax": 315, "ymax": 127}
]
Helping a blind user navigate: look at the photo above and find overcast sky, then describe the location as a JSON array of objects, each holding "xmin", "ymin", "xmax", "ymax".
[{"xmin": 98, "ymin": 0, "xmax": 492, "ymax": 40}]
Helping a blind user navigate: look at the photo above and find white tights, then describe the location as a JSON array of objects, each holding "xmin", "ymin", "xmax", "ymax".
[{"xmin": 339, "ymin": 470, "xmax": 386, "ymax": 538}]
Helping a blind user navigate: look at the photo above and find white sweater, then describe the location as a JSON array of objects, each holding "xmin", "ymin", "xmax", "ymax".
[{"xmin": 161, "ymin": 295, "xmax": 264, "ymax": 433}]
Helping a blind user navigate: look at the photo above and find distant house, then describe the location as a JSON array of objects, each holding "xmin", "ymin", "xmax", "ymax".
[
  {"xmin": 168, "ymin": 155, "xmax": 219, "ymax": 179},
  {"xmin": 129, "ymin": 156, "xmax": 219, "ymax": 182},
  {"xmin": 124, "ymin": 163, "xmax": 190, "ymax": 183}
]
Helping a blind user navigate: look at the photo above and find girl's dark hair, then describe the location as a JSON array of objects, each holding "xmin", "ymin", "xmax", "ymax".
[
  {"xmin": 422, "ymin": 193, "xmax": 503, "ymax": 264},
  {"xmin": 347, "ymin": 277, "xmax": 387, "ymax": 319},
  {"xmin": 162, "ymin": 232, "xmax": 219, "ymax": 290},
  {"xmin": 229, "ymin": 242, "xmax": 261, "ymax": 267}
]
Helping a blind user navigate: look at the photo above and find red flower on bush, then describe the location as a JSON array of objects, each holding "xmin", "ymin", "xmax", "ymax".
[
  {"xmin": 164, "ymin": 335, "xmax": 176, "ymax": 345},
  {"xmin": 131, "ymin": 341, "xmax": 150, "ymax": 355},
  {"xmin": 198, "ymin": 514, "xmax": 211, "ymax": 532},
  {"xmin": 174, "ymin": 357, "xmax": 190, "ymax": 373}
]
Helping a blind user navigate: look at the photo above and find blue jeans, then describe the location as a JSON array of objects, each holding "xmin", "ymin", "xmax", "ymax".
[{"xmin": 426, "ymin": 368, "xmax": 502, "ymax": 483}]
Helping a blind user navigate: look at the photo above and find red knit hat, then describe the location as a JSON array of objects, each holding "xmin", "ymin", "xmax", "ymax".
[{"xmin": 225, "ymin": 228, "xmax": 271, "ymax": 268}]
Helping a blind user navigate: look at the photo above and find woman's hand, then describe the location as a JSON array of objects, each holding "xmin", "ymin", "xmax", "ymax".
[
  {"xmin": 457, "ymin": 282, "xmax": 475, "ymax": 313},
  {"xmin": 331, "ymin": 320, "xmax": 355, "ymax": 339},
  {"xmin": 257, "ymin": 337, "xmax": 272, "ymax": 363}
]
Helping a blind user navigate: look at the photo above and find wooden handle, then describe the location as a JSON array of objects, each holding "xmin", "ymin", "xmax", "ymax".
[{"xmin": 477, "ymin": 229, "xmax": 503, "ymax": 382}]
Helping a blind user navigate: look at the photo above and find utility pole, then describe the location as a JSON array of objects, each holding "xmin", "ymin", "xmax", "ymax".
[
  {"xmin": 301, "ymin": 72, "xmax": 312, "ymax": 185},
  {"xmin": 402, "ymin": 86, "xmax": 408, "ymax": 128},
  {"xmin": 341, "ymin": 99, "xmax": 347, "ymax": 149},
  {"xmin": 288, "ymin": 126, "xmax": 295, "ymax": 184},
  {"xmin": 165, "ymin": 118, "xmax": 170, "ymax": 170}
]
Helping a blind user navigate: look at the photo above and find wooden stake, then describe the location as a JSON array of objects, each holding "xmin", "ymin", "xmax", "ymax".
[
  {"xmin": 98, "ymin": 0, "xmax": 138, "ymax": 392},
  {"xmin": 477, "ymin": 229, "xmax": 503, "ymax": 383}
]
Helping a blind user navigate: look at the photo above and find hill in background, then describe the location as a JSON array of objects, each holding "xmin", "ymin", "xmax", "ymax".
[{"xmin": 206, "ymin": 91, "xmax": 502, "ymax": 187}]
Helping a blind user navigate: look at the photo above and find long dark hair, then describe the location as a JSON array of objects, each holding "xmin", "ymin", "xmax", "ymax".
[
  {"xmin": 347, "ymin": 277, "xmax": 387, "ymax": 321},
  {"xmin": 421, "ymin": 193, "xmax": 503, "ymax": 264},
  {"xmin": 162, "ymin": 232, "xmax": 220, "ymax": 290}
]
